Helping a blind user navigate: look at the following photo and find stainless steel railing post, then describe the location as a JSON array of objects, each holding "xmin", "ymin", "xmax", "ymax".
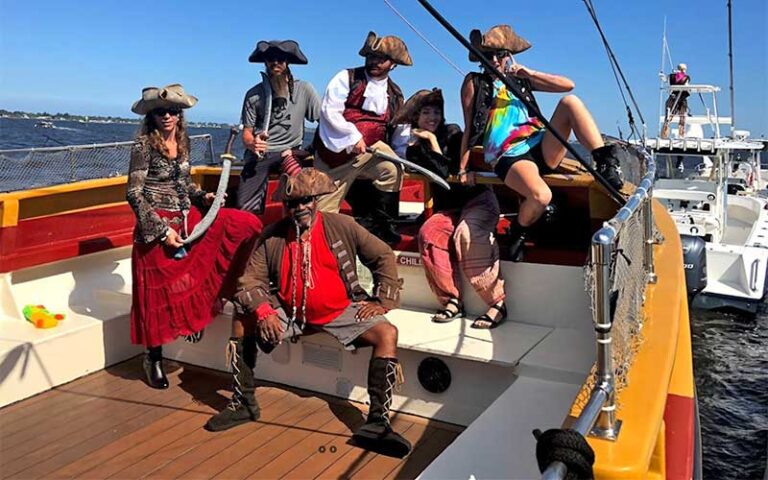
[
  {"xmin": 590, "ymin": 231, "xmax": 622, "ymax": 440},
  {"xmin": 644, "ymin": 187, "xmax": 658, "ymax": 284}
]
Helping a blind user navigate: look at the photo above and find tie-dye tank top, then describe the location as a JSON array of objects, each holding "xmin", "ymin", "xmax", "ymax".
[{"xmin": 483, "ymin": 79, "xmax": 545, "ymax": 164}]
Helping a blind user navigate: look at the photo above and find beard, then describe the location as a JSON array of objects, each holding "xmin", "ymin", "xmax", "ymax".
[{"xmin": 269, "ymin": 70, "xmax": 290, "ymax": 99}]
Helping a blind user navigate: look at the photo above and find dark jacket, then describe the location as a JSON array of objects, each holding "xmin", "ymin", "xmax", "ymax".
[
  {"xmin": 234, "ymin": 212, "xmax": 403, "ymax": 314},
  {"xmin": 405, "ymin": 123, "xmax": 488, "ymax": 211}
]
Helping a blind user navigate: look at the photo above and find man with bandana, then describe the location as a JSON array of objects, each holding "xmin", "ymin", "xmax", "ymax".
[
  {"xmin": 206, "ymin": 168, "xmax": 411, "ymax": 459},
  {"xmin": 313, "ymin": 32, "xmax": 413, "ymax": 246},
  {"xmin": 238, "ymin": 39, "xmax": 321, "ymax": 214}
]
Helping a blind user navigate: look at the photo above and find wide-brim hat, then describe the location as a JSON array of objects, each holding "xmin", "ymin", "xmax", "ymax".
[
  {"xmin": 358, "ymin": 31, "xmax": 412, "ymax": 66},
  {"xmin": 392, "ymin": 88, "xmax": 444, "ymax": 125},
  {"xmin": 273, "ymin": 168, "xmax": 338, "ymax": 202},
  {"xmin": 248, "ymin": 40, "xmax": 308, "ymax": 65},
  {"xmin": 131, "ymin": 84, "xmax": 197, "ymax": 115},
  {"xmin": 468, "ymin": 24, "xmax": 531, "ymax": 62}
]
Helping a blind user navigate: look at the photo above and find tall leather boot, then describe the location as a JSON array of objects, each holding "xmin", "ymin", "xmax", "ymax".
[
  {"xmin": 371, "ymin": 190, "xmax": 402, "ymax": 246},
  {"xmin": 352, "ymin": 357, "xmax": 412, "ymax": 458},
  {"xmin": 507, "ymin": 222, "xmax": 530, "ymax": 263},
  {"xmin": 205, "ymin": 336, "xmax": 261, "ymax": 432},
  {"xmin": 143, "ymin": 346, "xmax": 168, "ymax": 389},
  {"xmin": 591, "ymin": 144, "xmax": 626, "ymax": 191}
]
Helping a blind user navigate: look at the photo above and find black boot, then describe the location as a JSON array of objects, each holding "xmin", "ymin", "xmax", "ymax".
[
  {"xmin": 371, "ymin": 190, "xmax": 402, "ymax": 247},
  {"xmin": 591, "ymin": 144, "xmax": 626, "ymax": 191},
  {"xmin": 205, "ymin": 336, "xmax": 261, "ymax": 432},
  {"xmin": 352, "ymin": 358, "xmax": 412, "ymax": 458},
  {"xmin": 143, "ymin": 346, "xmax": 168, "ymax": 389},
  {"xmin": 507, "ymin": 222, "xmax": 530, "ymax": 263}
]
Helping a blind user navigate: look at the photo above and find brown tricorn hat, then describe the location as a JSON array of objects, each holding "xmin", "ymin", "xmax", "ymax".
[
  {"xmin": 274, "ymin": 168, "xmax": 338, "ymax": 202},
  {"xmin": 392, "ymin": 88, "xmax": 444, "ymax": 125},
  {"xmin": 248, "ymin": 40, "xmax": 308, "ymax": 65},
  {"xmin": 468, "ymin": 24, "xmax": 531, "ymax": 62},
  {"xmin": 358, "ymin": 31, "xmax": 413, "ymax": 66},
  {"xmin": 131, "ymin": 84, "xmax": 198, "ymax": 115}
]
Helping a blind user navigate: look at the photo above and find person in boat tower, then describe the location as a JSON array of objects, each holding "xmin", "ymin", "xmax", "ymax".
[
  {"xmin": 660, "ymin": 63, "xmax": 691, "ymax": 139},
  {"xmin": 394, "ymin": 89, "xmax": 508, "ymax": 329},
  {"xmin": 313, "ymin": 31, "xmax": 412, "ymax": 246},
  {"xmin": 458, "ymin": 24, "xmax": 626, "ymax": 263},
  {"xmin": 126, "ymin": 84, "xmax": 262, "ymax": 389},
  {"xmin": 237, "ymin": 39, "xmax": 321, "ymax": 213},
  {"xmin": 205, "ymin": 168, "xmax": 412, "ymax": 457}
]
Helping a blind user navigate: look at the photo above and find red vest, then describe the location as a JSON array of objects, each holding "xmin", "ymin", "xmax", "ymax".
[{"xmin": 315, "ymin": 67, "xmax": 404, "ymax": 167}]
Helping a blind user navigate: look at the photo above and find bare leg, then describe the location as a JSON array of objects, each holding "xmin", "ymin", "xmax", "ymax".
[
  {"xmin": 503, "ymin": 160, "xmax": 552, "ymax": 227},
  {"xmin": 541, "ymin": 95, "xmax": 604, "ymax": 170},
  {"xmin": 355, "ymin": 322, "xmax": 398, "ymax": 359}
]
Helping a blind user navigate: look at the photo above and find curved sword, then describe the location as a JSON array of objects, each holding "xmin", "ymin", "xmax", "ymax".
[
  {"xmin": 179, "ymin": 125, "xmax": 241, "ymax": 248},
  {"xmin": 254, "ymin": 71, "xmax": 272, "ymax": 160},
  {"xmin": 366, "ymin": 147, "xmax": 450, "ymax": 190}
]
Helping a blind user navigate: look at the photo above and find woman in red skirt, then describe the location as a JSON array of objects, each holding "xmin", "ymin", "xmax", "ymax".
[{"xmin": 127, "ymin": 84, "xmax": 262, "ymax": 388}]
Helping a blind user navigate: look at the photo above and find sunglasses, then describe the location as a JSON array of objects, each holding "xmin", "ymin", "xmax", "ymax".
[
  {"xmin": 285, "ymin": 196, "xmax": 314, "ymax": 209},
  {"xmin": 152, "ymin": 108, "xmax": 182, "ymax": 117}
]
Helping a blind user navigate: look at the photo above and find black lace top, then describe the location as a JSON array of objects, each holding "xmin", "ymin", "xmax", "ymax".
[{"xmin": 126, "ymin": 136, "xmax": 207, "ymax": 243}]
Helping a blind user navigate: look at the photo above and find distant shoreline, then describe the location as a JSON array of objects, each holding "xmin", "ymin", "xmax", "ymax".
[{"xmin": 0, "ymin": 110, "xmax": 228, "ymax": 129}]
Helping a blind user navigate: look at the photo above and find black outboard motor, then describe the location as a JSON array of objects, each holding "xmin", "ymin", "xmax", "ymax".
[{"xmin": 681, "ymin": 234, "xmax": 707, "ymax": 299}]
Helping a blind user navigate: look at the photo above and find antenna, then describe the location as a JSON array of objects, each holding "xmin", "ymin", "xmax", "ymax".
[{"xmin": 727, "ymin": 0, "xmax": 736, "ymax": 136}]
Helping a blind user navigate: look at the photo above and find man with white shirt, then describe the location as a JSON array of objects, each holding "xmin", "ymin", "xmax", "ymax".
[{"xmin": 313, "ymin": 32, "xmax": 412, "ymax": 246}]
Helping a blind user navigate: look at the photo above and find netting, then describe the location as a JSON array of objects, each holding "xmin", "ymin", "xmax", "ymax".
[{"xmin": 0, "ymin": 134, "xmax": 214, "ymax": 193}]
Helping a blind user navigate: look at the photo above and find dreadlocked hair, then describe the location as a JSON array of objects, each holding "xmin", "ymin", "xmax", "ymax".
[
  {"xmin": 139, "ymin": 111, "xmax": 190, "ymax": 160},
  {"xmin": 286, "ymin": 66, "xmax": 295, "ymax": 102}
]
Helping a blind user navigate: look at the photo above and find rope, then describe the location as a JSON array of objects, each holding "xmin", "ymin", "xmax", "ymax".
[
  {"xmin": 582, "ymin": 0, "xmax": 645, "ymax": 140},
  {"xmin": 383, "ymin": 0, "xmax": 466, "ymax": 77},
  {"xmin": 533, "ymin": 428, "xmax": 595, "ymax": 479},
  {"xmin": 225, "ymin": 338, "xmax": 244, "ymax": 411}
]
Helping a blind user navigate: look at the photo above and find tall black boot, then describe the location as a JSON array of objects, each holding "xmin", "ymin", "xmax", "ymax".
[
  {"xmin": 352, "ymin": 357, "xmax": 412, "ymax": 458},
  {"xmin": 591, "ymin": 144, "xmax": 626, "ymax": 191},
  {"xmin": 204, "ymin": 336, "xmax": 261, "ymax": 432},
  {"xmin": 143, "ymin": 346, "xmax": 168, "ymax": 389},
  {"xmin": 371, "ymin": 190, "xmax": 402, "ymax": 246},
  {"xmin": 507, "ymin": 222, "xmax": 530, "ymax": 263}
]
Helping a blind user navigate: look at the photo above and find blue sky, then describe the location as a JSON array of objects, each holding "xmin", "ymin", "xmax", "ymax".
[{"xmin": 1, "ymin": 0, "xmax": 766, "ymax": 137}]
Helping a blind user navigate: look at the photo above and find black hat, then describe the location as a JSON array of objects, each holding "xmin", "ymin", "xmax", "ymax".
[{"xmin": 248, "ymin": 40, "xmax": 308, "ymax": 65}]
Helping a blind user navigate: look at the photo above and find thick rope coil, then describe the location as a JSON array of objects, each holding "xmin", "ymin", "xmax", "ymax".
[{"xmin": 533, "ymin": 428, "xmax": 595, "ymax": 480}]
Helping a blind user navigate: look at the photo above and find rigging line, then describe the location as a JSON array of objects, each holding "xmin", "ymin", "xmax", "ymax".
[
  {"xmin": 382, "ymin": 0, "xmax": 466, "ymax": 77},
  {"xmin": 582, "ymin": 0, "xmax": 646, "ymax": 126}
]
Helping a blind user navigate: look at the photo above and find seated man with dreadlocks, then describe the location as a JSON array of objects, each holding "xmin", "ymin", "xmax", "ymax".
[{"xmin": 205, "ymin": 168, "xmax": 411, "ymax": 458}]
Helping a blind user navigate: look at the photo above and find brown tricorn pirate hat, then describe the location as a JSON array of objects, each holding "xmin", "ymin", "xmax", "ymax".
[
  {"xmin": 468, "ymin": 24, "xmax": 531, "ymax": 62},
  {"xmin": 358, "ymin": 31, "xmax": 413, "ymax": 66},
  {"xmin": 392, "ymin": 88, "xmax": 444, "ymax": 125},
  {"xmin": 248, "ymin": 39, "xmax": 308, "ymax": 65},
  {"xmin": 131, "ymin": 84, "xmax": 198, "ymax": 115},
  {"xmin": 273, "ymin": 168, "xmax": 338, "ymax": 202}
]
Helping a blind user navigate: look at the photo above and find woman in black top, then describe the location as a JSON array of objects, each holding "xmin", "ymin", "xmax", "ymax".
[{"xmin": 396, "ymin": 89, "xmax": 507, "ymax": 329}]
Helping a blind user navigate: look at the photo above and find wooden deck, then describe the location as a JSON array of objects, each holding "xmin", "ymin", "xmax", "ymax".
[{"xmin": 0, "ymin": 357, "xmax": 462, "ymax": 479}]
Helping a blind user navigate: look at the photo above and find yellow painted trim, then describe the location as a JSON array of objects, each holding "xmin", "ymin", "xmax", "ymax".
[
  {"xmin": 1, "ymin": 198, "xmax": 20, "ymax": 227},
  {"xmin": 582, "ymin": 200, "xmax": 689, "ymax": 478},
  {"xmin": 0, "ymin": 176, "xmax": 128, "ymax": 203},
  {"xmin": 668, "ymin": 287, "xmax": 695, "ymax": 398}
]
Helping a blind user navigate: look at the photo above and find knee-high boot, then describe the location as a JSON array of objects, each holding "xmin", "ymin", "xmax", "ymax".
[
  {"xmin": 204, "ymin": 336, "xmax": 260, "ymax": 432},
  {"xmin": 143, "ymin": 346, "xmax": 168, "ymax": 389},
  {"xmin": 370, "ymin": 190, "xmax": 402, "ymax": 246},
  {"xmin": 591, "ymin": 144, "xmax": 626, "ymax": 191},
  {"xmin": 352, "ymin": 357, "xmax": 412, "ymax": 458}
]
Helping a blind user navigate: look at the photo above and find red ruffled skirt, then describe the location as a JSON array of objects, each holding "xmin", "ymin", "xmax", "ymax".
[{"xmin": 130, "ymin": 207, "xmax": 262, "ymax": 347}]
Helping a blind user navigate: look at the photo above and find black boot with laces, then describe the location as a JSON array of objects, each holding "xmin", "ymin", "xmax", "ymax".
[{"xmin": 205, "ymin": 336, "xmax": 260, "ymax": 432}]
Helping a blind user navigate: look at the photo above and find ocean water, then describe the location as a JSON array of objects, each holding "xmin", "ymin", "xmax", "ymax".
[{"xmin": 1, "ymin": 116, "xmax": 766, "ymax": 477}]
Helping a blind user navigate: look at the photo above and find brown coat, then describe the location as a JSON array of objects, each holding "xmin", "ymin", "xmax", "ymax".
[{"xmin": 234, "ymin": 212, "xmax": 403, "ymax": 315}]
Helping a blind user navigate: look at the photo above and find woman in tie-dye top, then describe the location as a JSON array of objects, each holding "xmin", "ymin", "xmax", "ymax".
[{"xmin": 458, "ymin": 26, "xmax": 626, "ymax": 314}]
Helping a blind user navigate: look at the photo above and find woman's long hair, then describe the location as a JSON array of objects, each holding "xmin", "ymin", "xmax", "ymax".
[{"xmin": 138, "ymin": 110, "xmax": 189, "ymax": 159}]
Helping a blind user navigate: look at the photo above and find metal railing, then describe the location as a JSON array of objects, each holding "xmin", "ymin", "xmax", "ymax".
[{"xmin": 542, "ymin": 146, "xmax": 657, "ymax": 479}]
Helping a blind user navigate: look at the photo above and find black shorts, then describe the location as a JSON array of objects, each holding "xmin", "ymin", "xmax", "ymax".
[{"xmin": 493, "ymin": 141, "xmax": 553, "ymax": 181}]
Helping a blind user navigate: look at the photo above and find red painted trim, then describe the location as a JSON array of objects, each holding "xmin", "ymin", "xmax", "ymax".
[
  {"xmin": 0, "ymin": 204, "xmax": 135, "ymax": 272},
  {"xmin": 664, "ymin": 393, "xmax": 695, "ymax": 480}
]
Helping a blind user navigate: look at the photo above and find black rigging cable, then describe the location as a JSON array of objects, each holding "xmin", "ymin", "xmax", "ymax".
[{"xmin": 582, "ymin": 0, "xmax": 645, "ymax": 140}]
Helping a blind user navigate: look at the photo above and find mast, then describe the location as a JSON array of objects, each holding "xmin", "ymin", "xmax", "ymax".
[{"xmin": 727, "ymin": 0, "xmax": 735, "ymax": 136}]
